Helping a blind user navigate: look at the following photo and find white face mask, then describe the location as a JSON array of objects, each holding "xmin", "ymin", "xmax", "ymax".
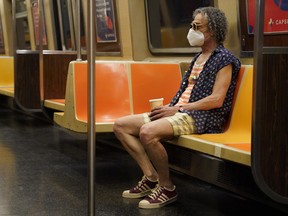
[{"xmin": 187, "ymin": 28, "xmax": 204, "ymax": 46}]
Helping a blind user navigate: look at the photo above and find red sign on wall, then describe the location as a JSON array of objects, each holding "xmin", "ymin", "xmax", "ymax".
[{"xmin": 247, "ymin": 0, "xmax": 288, "ymax": 34}]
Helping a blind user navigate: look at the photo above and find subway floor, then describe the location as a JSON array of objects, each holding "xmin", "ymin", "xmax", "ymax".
[{"xmin": 0, "ymin": 105, "xmax": 287, "ymax": 216}]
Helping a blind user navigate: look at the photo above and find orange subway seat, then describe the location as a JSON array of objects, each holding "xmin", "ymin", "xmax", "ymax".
[
  {"xmin": 130, "ymin": 63, "xmax": 182, "ymax": 114},
  {"xmin": 0, "ymin": 57, "xmax": 14, "ymax": 97},
  {"xmin": 74, "ymin": 62, "xmax": 131, "ymax": 123},
  {"xmin": 224, "ymin": 143, "xmax": 251, "ymax": 152},
  {"xmin": 44, "ymin": 99, "xmax": 65, "ymax": 111},
  {"xmin": 50, "ymin": 99, "xmax": 65, "ymax": 104},
  {"xmin": 191, "ymin": 65, "xmax": 253, "ymax": 145},
  {"xmin": 0, "ymin": 57, "xmax": 14, "ymax": 87}
]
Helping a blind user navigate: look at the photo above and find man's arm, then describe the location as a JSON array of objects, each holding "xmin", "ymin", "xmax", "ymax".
[
  {"xmin": 179, "ymin": 64, "xmax": 233, "ymax": 111},
  {"xmin": 149, "ymin": 64, "xmax": 233, "ymax": 120}
]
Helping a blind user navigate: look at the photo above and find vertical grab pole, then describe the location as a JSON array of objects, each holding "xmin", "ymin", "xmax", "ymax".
[
  {"xmin": 87, "ymin": 0, "xmax": 96, "ymax": 215},
  {"xmin": 76, "ymin": 0, "xmax": 82, "ymax": 61},
  {"xmin": 39, "ymin": 0, "xmax": 44, "ymax": 102},
  {"xmin": 252, "ymin": 0, "xmax": 264, "ymax": 167},
  {"xmin": 12, "ymin": 0, "xmax": 16, "ymax": 82}
]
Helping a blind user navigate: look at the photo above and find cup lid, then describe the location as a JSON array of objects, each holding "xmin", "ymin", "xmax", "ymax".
[{"xmin": 149, "ymin": 98, "xmax": 164, "ymax": 102}]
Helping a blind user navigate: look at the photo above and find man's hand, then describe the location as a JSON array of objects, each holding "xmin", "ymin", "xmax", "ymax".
[{"xmin": 149, "ymin": 106, "xmax": 179, "ymax": 121}]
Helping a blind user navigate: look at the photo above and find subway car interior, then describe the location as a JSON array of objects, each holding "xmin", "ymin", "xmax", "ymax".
[{"xmin": 0, "ymin": 0, "xmax": 288, "ymax": 215}]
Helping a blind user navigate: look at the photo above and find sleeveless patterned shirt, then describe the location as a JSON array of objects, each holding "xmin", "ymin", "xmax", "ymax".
[{"xmin": 169, "ymin": 45, "xmax": 241, "ymax": 134}]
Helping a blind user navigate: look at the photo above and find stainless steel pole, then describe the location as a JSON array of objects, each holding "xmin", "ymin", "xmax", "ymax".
[
  {"xmin": 76, "ymin": 0, "xmax": 82, "ymax": 61},
  {"xmin": 87, "ymin": 0, "xmax": 96, "ymax": 215},
  {"xmin": 39, "ymin": 0, "xmax": 44, "ymax": 102}
]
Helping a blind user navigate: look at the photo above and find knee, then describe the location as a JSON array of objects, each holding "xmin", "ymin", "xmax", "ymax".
[
  {"xmin": 139, "ymin": 125, "xmax": 157, "ymax": 147},
  {"xmin": 113, "ymin": 118, "xmax": 125, "ymax": 136}
]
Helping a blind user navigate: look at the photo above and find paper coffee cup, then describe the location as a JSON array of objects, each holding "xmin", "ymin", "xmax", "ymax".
[{"xmin": 149, "ymin": 98, "xmax": 164, "ymax": 109}]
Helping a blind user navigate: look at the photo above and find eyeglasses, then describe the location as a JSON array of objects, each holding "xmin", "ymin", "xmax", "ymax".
[{"xmin": 190, "ymin": 22, "xmax": 202, "ymax": 31}]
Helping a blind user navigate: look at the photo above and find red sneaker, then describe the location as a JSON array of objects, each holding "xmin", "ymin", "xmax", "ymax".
[
  {"xmin": 122, "ymin": 176, "xmax": 158, "ymax": 198},
  {"xmin": 138, "ymin": 185, "xmax": 178, "ymax": 209}
]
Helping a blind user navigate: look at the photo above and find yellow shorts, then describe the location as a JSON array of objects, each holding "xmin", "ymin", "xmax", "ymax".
[{"xmin": 143, "ymin": 112, "xmax": 197, "ymax": 136}]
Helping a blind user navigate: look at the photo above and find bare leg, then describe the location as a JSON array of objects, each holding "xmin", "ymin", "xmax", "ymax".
[
  {"xmin": 113, "ymin": 114, "xmax": 158, "ymax": 181},
  {"xmin": 139, "ymin": 118, "xmax": 175, "ymax": 189}
]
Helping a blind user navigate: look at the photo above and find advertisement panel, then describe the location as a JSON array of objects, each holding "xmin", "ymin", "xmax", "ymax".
[{"xmin": 247, "ymin": 0, "xmax": 288, "ymax": 34}]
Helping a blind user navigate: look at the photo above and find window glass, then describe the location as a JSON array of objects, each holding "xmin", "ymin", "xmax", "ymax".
[
  {"xmin": 0, "ymin": 13, "xmax": 5, "ymax": 54},
  {"xmin": 15, "ymin": 0, "xmax": 31, "ymax": 49},
  {"xmin": 145, "ymin": 0, "xmax": 214, "ymax": 54}
]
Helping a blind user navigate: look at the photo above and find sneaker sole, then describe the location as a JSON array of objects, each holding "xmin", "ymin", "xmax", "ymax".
[
  {"xmin": 138, "ymin": 195, "xmax": 178, "ymax": 209},
  {"xmin": 122, "ymin": 190, "xmax": 152, "ymax": 199}
]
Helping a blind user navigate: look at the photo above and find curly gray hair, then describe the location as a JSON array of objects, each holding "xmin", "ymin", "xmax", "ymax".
[{"xmin": 193, "ymin": 7, "xmax": 228, "ymax": 45}]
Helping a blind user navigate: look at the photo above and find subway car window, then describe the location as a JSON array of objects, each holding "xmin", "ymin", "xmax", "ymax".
[
  {"xmin": 15, "ymin": 0, "xmax": 31, "ymax": 50},
  {"xmin": 0, "ymin": 13, "xmax": 4, "ymax": 54},
  {"xmin": 145, "ymin": 0, "xmax": 214, "ymax": 54},
  {"xmin": 57, "ymin": 0, "xmax": 74, "ymax": 50},
  {"xmin": 31, "ymin": 0, "xmax": 48, "ymax": 50}
]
